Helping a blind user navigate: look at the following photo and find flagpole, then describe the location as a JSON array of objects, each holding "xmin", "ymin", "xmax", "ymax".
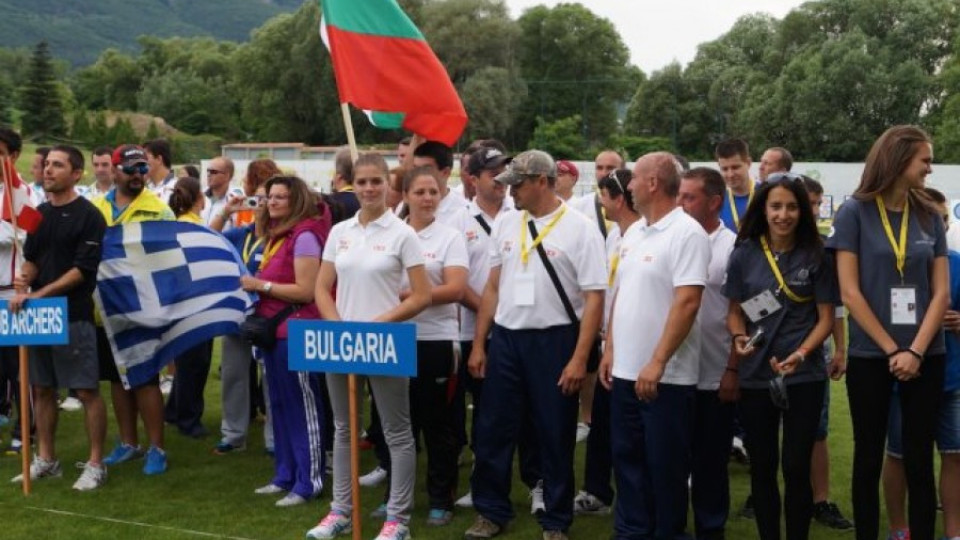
[
  {"xmin": 1, "ymin": 158, "xmax": 30, "ymax": 495},
  {"xmin": 339, "ymin": 101, "xmax": 362, "ymax": 540},
  {"xmin": 340, "ymin": 103, "xmax": 359, "ymax": 163}
]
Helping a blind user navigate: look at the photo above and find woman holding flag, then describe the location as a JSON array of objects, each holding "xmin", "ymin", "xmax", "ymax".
[
  {"xmin": 241, "ymin": 175, "xmax": 331, "ymax": 507},
  {"xmin": 310, "ymin": 153, "xmax": 430, "ymax": 540}
]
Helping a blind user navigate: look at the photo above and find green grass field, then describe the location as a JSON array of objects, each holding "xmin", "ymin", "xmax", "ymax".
[{"xmin": 0, "ymin": 350, "xmax": 933, "ymax": 539}]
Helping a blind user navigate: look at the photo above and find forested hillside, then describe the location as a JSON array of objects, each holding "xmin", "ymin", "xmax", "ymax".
[{"xmin": 0, "ymin": 0, "xmax": 302, "ymax": 66}]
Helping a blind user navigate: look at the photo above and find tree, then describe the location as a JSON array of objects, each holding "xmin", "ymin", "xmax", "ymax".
[
  {"xmin": 529, "ymin": 115, "xmax": 588, "ymax": 159},
  {"xmin": 146, "ymin": 120, "xmax": 161, "ymax": 141},
  {"xmin": 71, "ymin": 49, "xmax": 144, "ymax": 111},
  {"xmin": 459, "ymin": 67, "xmax": 528, "ymax": 145},
  {"xmin": 19, "ymin": 41, "xmax": 66, "ymax": 138},
  {"xmin": 418, "ymin": 0, "xmax": 519, "ymax": 83},
  {"xmin": 515, "ymin": 4, "xmax": 639, "ymax": 147},
  {"xmin": 108, "ymin": 117, "xmax": 137, "ymax": 147},
  {"xmin": 137, "ymin": 69, "xmax": 238, "ymax": 136},
  {"xmin": 0, "ymin": 78, "xmax": 13, "ymax": 125},
  {"xmin": 70, "ymin": 108, "xmax": 92, "ymax": 143},
  {"xmin": 89, "ymin": 111, "xmax": 111, "ymax": 148}
]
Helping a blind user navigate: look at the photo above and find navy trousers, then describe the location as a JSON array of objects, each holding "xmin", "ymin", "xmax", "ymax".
[
  {"xmin": 583, "ymin": 377, "xmax": 614, "ymax": 504},
  {"xmin": 611, "ymin": 378, "xmax": 696, "ymax": 540},
  {"xmin": 691, "ymin": 390, "xmax": 735, "ymax": 540},
  {"xmin": 472, "ymin": 323, "xmax": 579, "ymax": 532},
  {"xmin": 164, "ymin": 339, "xmax": 212, "ymax": 437}
]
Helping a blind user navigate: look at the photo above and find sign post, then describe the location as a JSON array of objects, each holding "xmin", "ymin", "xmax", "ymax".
[
  {"xmin": 288, "ymin": 320, "xmax": 417, "ymax": 540},
  {"xmin": 0, "ymin": 297, "xmax": 70, "ymax": 495}
]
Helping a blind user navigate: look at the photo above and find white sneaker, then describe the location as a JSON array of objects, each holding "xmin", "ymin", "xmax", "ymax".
[
  {"xmin": 59, "ymin": 396, "xmax": 82, "ymax": 412},
  {"xmin": 373, "ymin": 520, "xmax": 411, "ymax": 540},
  {"xmin": 72, "ymin": 462, "xmax": 107, "ymax": 491},
  {"xmin": 160, "ymin": 375, "xmax": 174, "ymax": 396},
  {"xmin": 306, "ymin": 511, "xmax": 352, "ymax": 539},
  {"xmin": 11, "ymin": 456, "xmax": 63, "ymax": 483},
  {"xmin": 455, "ymin": 491, "xmax": 474, "ymax": 508},
  {"xmin": 530, "ymin": 480, "xmax": 545, "ymax": 514},
  {"xmin": 576, "ymin": 422, "xmax": 590, "ymax": 443},
  {"xmin": 275, "ymin": 493, "xmax": 306, "ymax": 507},
  {"xmin": 573, "ymin": 490, "xmax": 611, "ymax": 515},
  {"xmin": 254, "ymin": 483, "xmax": 285, "ymax": 495},
  {"xmin": 359, "ymin": 465, "xmax": 388, "ymax": 487}
]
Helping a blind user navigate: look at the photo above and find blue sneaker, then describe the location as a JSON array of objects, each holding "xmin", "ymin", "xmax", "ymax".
[
  {"xmin": 143, "ymin": 446, "xmax": 167, "ymax": 475},
  {"xmin": 103, "ymin": 442, "xmax": 142, "ymax": 466}
]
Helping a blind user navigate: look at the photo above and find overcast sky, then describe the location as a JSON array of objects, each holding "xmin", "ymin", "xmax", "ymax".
[{"xmin": 504, "ymin": 0, "xmax": 808, "ymax": 74}]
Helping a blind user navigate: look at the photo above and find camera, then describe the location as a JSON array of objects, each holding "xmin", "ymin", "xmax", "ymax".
[{"xmin": 243, "ymin": 196, "xmax": 260, "ymax": 209}]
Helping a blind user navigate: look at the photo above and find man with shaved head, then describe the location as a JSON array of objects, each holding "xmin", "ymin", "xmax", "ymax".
[{"xmin": 599, "ymin": 151, "xmax": 710, "ymax": 539}]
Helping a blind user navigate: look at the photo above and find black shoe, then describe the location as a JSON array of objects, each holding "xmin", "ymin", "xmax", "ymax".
[
  {"xmin": 812, "ymin": 501, "xmax": 854, "ymax": 530},
  {"xmin": 737, "ymin": 495, "xmax": 755, "ymax": 520}
]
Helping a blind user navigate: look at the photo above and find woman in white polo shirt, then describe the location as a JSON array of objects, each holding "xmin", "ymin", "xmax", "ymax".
[
  {"xmin": 399, "ymin": 165, "xmax": 468, "ymax": 525},
  {"xmin": 308, "ymin": 153, "xmax": 431, "ymax": 540}
]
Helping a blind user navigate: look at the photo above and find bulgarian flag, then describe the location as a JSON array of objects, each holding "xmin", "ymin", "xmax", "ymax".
[
  {"xmin": 1, "ymin": 157, "xmax": 42, "ymax": 234},
  {"xmin": 320, "ymin": 0, "xmax": 468, "ymax": 146}
]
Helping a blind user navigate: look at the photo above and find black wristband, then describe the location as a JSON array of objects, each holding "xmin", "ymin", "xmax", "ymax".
[
  {"xmin": 905, "ymin": 348, "xmax": 924, "ymax": 362},
  {"xmin": 725, "ymin": 367, "xmax": 738, "ymax": 374}
]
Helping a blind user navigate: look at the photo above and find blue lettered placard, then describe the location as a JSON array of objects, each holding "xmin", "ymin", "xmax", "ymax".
[
  {"xmin": 287, "ymin": 320, "xmax": 417, "ymax": 377},
  {"xmin": 0, "ymin": 297, "xmax": 69, "ymax": 346}
]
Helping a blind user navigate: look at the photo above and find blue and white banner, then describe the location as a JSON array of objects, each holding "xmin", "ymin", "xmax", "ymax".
[
  {"xmin": 288, "ymin": 320, "xmax": 417, "ymax": 377},
  {"xmin": 0, "ymin": 297, "xmax": 69, "ymax": 346},
  {"xmin": 94, "ymin": 221, "xmax": 256, "ymax": 389}
]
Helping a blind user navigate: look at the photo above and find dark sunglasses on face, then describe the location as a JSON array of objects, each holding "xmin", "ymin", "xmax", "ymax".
[{"xmin": 118, "ymin": 163, "xmax": 149, "ymax": 176}]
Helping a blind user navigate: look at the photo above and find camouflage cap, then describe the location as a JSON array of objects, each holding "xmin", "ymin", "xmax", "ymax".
[{"xmin": 494, "ymin": 150, "xmax": 556, "ymax": 186}]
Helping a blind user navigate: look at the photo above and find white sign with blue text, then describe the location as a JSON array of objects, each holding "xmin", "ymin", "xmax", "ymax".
[
  {"xmin": 0, "ymin": 297, "xmax": 69, "ymax": 346},
  {"xmin": 287, "ymin": 320, "xmax": 417, "ymax": 377}
]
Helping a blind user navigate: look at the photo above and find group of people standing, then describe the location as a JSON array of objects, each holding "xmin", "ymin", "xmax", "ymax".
[{"xmin": 2, "ymin": 123, "xmax": 958, "ymax": 540}]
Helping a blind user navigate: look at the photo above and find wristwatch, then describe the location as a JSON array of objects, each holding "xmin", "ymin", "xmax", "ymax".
[{"xmin": 261, "ymin": 281, "xmax": 273, "ymax": 293}]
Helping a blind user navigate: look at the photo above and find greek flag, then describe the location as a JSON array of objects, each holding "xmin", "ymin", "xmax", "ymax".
[{"xmin": 94, "ymin": 221, "xmax": 256, "ymax": 389}]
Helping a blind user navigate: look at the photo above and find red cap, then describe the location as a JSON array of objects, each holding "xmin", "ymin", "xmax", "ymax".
[{"xmin": 556, "ymin": 160, "xmax": 579, "ymax": 179}]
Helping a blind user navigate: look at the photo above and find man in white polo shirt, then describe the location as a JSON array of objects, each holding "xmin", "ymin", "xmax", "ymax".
[
  {"xmin": 678, "ymin": 166, "xmax": 738, "ymax": 540},
  {"xmin": 600, "ymin": 151, "xmax": 710, "ymax": 540},
  {"xmin": 464, "ymin": 150, "xmax": 606, "ymax": 540}
]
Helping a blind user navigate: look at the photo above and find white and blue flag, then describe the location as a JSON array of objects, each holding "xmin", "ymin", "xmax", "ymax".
[{"xmin": 94, "ymin": 221, "xmax": 256, "ymax": 389}]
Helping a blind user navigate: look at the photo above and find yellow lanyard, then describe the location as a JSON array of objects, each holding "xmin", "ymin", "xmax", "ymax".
[
  {"xmin": 520, "ymin": 206, "xmax": 567, "ymax": 266},
  {"xmin": 876, "ymin": 196, "xmax": 909, "ymax": 282},
  {"xmin": 242, "ymin": 233, "xmax": 264, "ymax": 265},
  {"xmin": 258, "ymin": 237, "xmax": 285, "ymax": 271},
  {"xmin": 727, "ymin": 182, "xmax": 754, "ymax": 229},
  {"xmin": 760, "ymin": 236, "xmax": 812, "ymax": 303},
  {"xmin": 607, "ymin": 252, "xmax": 620, "ymax": 287}
]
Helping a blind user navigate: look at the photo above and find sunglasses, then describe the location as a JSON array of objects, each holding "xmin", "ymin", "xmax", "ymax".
[{"xmin": 118, "ymin": 163, "xmax": 149, "ymax": 176}]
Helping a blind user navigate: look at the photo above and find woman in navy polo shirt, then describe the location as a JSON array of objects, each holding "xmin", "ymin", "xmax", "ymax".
[
  {"xmin": 828, "ymin": 125, "xmax": 948, "ymax": 540},
  {"xmin": 723, "ymin": 175, "xmax": 836, "ymax": 540}
]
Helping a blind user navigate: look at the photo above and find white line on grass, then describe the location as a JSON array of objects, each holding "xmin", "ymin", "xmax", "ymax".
[{"xmin": 24, "ymin": 506, "xmax": 260, "ymax": 540}]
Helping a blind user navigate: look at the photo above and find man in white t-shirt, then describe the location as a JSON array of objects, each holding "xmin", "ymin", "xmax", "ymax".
[
  {"xmin": 144, "ymin": 139, "xmax": 176, "ymax": 203},
  {"xmin": 464, "ymin": 150, "xmax": 606, "ymax": 540},
  {"xmin": 599, "ymin": 151, "xmax": 710, "ymax": 539},
  {"xmin": 678, "ymin": 166, "xmax": 738, "ymax": 539}
]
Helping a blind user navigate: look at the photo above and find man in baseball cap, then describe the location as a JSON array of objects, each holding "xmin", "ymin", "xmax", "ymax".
[
  {"xmin": 90, "ymin": 143, "xmax": 174, "ymax": 476},
  {"xmin": 554, "ymin": 160, "xmax": 579, "ymax": 203},
  {"xmin": 467, "ymin": 148, "xmax": 607, "ymax": 540}
]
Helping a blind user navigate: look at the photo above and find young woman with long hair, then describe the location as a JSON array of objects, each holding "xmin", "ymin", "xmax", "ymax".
[
  {"xmin": 827, "ymin": 125, "xmax": 948, "ymax": 540},
  {"xmin": 723, "ymin": 175, "xmax": 836, "ymax": 540}
]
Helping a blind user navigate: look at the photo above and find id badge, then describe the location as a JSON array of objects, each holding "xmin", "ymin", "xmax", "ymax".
[
  {"xmin": 741, "ymin": 289, "xmax": 782, "ymax": 323},
  {"xmin": 514, "ymin": 272, "xmax": 536, "ymax": 306},
  {"xmin": 890, "ymin": 286, "xmax": 918, "ymax": 325}
]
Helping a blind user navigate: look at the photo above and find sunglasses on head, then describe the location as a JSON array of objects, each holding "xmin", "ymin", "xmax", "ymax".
[{"xmin": 119, "ymin": 163, "xmax": 149, "ymax": 176}]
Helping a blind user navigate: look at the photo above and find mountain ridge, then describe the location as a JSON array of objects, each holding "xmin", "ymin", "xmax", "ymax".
[{"xmin": 0, "ymin": 0, "xmax": 304, "ymax": 66}]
